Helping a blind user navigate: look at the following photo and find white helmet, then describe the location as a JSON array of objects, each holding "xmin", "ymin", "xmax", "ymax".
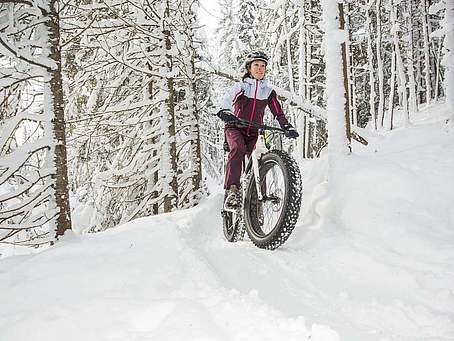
[{"xmin": 245, "ymin": 51, "xmax": 269, "ymax": 66}]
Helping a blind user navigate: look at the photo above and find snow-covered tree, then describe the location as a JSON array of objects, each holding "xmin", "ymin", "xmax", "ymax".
[
  {"xmin": 62, "ymin": 0, "xmax": 205, "ymax": 229},
  {"xmin": 405, "ymin": 0, "xmax": 419, "ymax": 114},
  {"xmin": 173, "ymin": 0, "xmax": 204, "ymax": 206},
  {"xmin": 216, "ymin": 0, "xmax": 244, "ymax": 72},
  {"xmin": 445, "ymin": 0, "xmax": 454, "ymax": 124},
  {"xmin": 237, "ymin": 0, "xmax": 264, "ymax": 51},
  {"xmin": 321, "ymin": 0, "xmax": 351, "ymax": 162},
  {"xmin": 433, "ymin": 0, "xmax": 454, "ymax": 125},
  {"xmin": 3, "ymin": 0, "xmax": 450, "ymax": 241},
  {"xmin": 0, "ymin": 0, "xmax": 72, "ymax": 245}
]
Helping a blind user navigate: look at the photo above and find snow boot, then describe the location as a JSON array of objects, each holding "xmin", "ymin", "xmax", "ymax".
[{"xmin": 224, "ymin": 185, "xmax": 241, "ymax": 209}]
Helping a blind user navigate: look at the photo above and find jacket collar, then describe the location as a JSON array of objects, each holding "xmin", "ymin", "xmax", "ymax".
[{"xmin": 244, "ymin": 77, "xmax": 269, "ymax": 88}]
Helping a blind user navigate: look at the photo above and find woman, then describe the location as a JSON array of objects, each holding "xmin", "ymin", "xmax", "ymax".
[{"xmin": 217, "ymin": 51, "xmax": 299, "ymax": 208}]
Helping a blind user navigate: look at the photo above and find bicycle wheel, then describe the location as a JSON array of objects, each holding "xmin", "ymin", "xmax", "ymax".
[
  {"xmin": 222, "ymin": 197, "xmax": 245, "ymax": 242},
  {"xmin": 244, "ymin": 150, "xmax": 302, "ymax": 250}
]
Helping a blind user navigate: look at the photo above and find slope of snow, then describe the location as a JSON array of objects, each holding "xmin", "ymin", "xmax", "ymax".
[{"xmin": 1, "ymin": 104, "xmax": 453, "ymax": 340}]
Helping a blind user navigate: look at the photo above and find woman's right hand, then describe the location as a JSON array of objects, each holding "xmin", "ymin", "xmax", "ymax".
[{"xmin": 216, "ymin": 109, "xmax": 237, "ymax": 124}]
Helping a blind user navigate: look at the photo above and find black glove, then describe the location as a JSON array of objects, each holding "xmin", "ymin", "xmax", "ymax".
[
  {"xmin": 216, "ymin": 109, "xmax": 237, "ymax": 124},
  {"xmin": 283, "ymin": 125, "xmax": 299, "ymax": 139}
]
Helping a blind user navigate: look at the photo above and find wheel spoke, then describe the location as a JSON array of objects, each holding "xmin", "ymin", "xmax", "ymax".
[{"xmin": 260, "ymin": 162, "xmax": 285, "ymax": 234}]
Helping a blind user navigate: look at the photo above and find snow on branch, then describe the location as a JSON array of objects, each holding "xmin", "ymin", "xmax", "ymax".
[
  {"xmin": 0, "ymin": 34, "xmax": 55, "ymax": 70},
  {"xmin": 0, "ymin": 113, "xmax": 52, "ymax": 151},
  {"xmin": 0, "ymin": 138, "xmax": 53, "ymax": 183},
  {"xmin": 0, "ymin": 0, "xmax": 32, "ymax": 5}
]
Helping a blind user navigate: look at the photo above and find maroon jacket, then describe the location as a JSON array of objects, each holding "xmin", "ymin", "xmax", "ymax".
[{"xmin": 221, "ymin": 77, "xmax": 289, "ymax": 135}]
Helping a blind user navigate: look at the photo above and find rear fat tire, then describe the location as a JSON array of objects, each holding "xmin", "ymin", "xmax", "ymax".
[
  {"xmin": 222, "ymin": 211, "xmax": 245, "ymax": 242},
  {"xmin": 222, "ymin": 190, "xmax": 245, "ymax": 242},
  {"xmin": 244, "ymin": 150, "xmax": 302, "ymax": 250}
]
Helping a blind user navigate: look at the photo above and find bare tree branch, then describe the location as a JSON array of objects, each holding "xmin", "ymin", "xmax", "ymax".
[
  {"xmin": 0, "ymin": 35, "xmax": 52, "ymax": 69},
  {"xmin": 0, "ymin": 0, "xmax": 33, "ymax": 6}
]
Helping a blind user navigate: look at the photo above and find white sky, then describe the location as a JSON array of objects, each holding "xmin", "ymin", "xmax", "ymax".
[{"xmin": 198, "ymin": 1, "xmax": 221, "ymax": 39}]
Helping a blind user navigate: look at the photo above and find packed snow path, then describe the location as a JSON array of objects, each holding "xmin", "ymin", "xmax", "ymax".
[{"xmin": 1, "ymin": 108, "xmax": 453, "ymax": 340}]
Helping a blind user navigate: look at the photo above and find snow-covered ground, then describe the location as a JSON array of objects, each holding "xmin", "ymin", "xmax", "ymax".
[{"xmin": 1, "ymin": 104, "xmax": 453, "ymax": 340}]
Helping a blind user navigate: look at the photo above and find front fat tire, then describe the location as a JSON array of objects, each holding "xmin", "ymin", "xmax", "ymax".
[{"xmin": 244, "ymin": 150, "xmax": 302, "ymax": 250}]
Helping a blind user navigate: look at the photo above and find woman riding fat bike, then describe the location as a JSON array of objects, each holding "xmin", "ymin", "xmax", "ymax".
[
  {"xmin": 216, "ymin": 51, "xmax": 299, "ymax": 209},
  {"xmin": 215, "ymin": 51, "xmax": 302, "ymax": 250}
]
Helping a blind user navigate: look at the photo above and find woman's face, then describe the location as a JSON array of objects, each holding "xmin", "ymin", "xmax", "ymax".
[{"xmin": 249, "ymin": 60, "xmax": 266, "ymax": 80}]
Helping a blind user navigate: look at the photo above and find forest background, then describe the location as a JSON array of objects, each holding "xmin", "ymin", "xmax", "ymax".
[{"xmin": 0, "ymin": 0, "xmax": 453, "ymax": 246}]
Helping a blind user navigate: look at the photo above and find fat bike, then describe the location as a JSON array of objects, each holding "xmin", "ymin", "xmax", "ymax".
[{"xmin": 221, "ymin": 117, "xmax": 302, "ymax": 250}]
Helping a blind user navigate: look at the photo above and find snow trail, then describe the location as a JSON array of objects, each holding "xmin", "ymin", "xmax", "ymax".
[{"xmin": 1, "ymin": 105, "xmax": 454, "ymax": 340}]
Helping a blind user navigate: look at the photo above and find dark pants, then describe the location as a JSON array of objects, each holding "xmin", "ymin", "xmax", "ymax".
[{"xmin": 224, "ymin": 127, "xmax": 257, "ymax": 189}]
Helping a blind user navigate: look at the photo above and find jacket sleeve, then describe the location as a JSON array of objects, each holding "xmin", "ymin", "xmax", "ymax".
[
  {"xmin": 220, "ymin": 82, "xmax": 243, "ymax": 112},
  {"xmin": 268, "ymin": 90, "xmax": 289, "ymax": 128}
]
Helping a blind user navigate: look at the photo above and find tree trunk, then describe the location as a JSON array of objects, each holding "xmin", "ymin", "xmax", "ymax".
[
  {"xmin": 391, "ymin": 0, "xmax": 409, "ymax": 126},
  {"xmin": 303, "ymin": 115, "xmax": 308, "ymax": 158},
  {"xmin": 163, "ymin": 1, "xmax": 179, "ymax": 212},
  {"xmin": 46, "ymin": 0, "xmax": 72, "ymax": 237},
  {"xmin": 306, "ymin": 0, "xmax": 317, "ymax": 101},
  {"xmin": 345, "ymin": 2, "xmax": 357, "ymax": 127},
  {"xmin": 444, "ymin": 0, "xmax": 454, "ymax": 124},
  {"xmin": 434, "ymin": 40, "xmax": 444, "ymax": 101},
  {"xmin": 298, "ymin": 3, "xmax": 306, "ymax": 99},
  {"xmin": 406, "ymin": 0, "xmax": 418, "ymax": 114},
  {"xmin": 189, "ymin": 53, "xmax": 202, "ymax": 198},
  {"xmin": 422, "ymin": 0, "xmax": 432, "ymax": 104},
  {"xmin": 321, "ymin": 0, "xmax": 351, "ymax": 160},
  {"xmin": 339, "ymin": 3, "xmax": 352, "ymax": 145},
  {"xmin": 387, "ymin": 50, "xmax": 397, "ymax": 130},
  {"xmin": 376, "ymin": 0, "xmax": 385, "ymax": 128},
  {"xmin": 366, "ymin": 1, "xmax": 377, "ymax": 129},
  {"xmin": 283, "ymin": 20, "xmax": 295, "ymax": 94}
]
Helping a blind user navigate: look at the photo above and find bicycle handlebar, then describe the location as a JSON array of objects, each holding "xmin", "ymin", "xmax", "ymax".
[
  {"xmin": 233, "ymin": 117, "xmax": 285, "ymax": 133},
  {"xmin": 217, "ymin": 110, "xmax": 285, "ymax": 133}
]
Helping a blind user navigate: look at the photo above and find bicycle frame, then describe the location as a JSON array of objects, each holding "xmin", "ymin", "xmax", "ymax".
[
  {"xmin": 223, "ymin": 133, "xmax": 267, "ymax": 215},
  {"xmin": 222, "ymin": 116, "xmax": 286, "ymax": 214}
]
